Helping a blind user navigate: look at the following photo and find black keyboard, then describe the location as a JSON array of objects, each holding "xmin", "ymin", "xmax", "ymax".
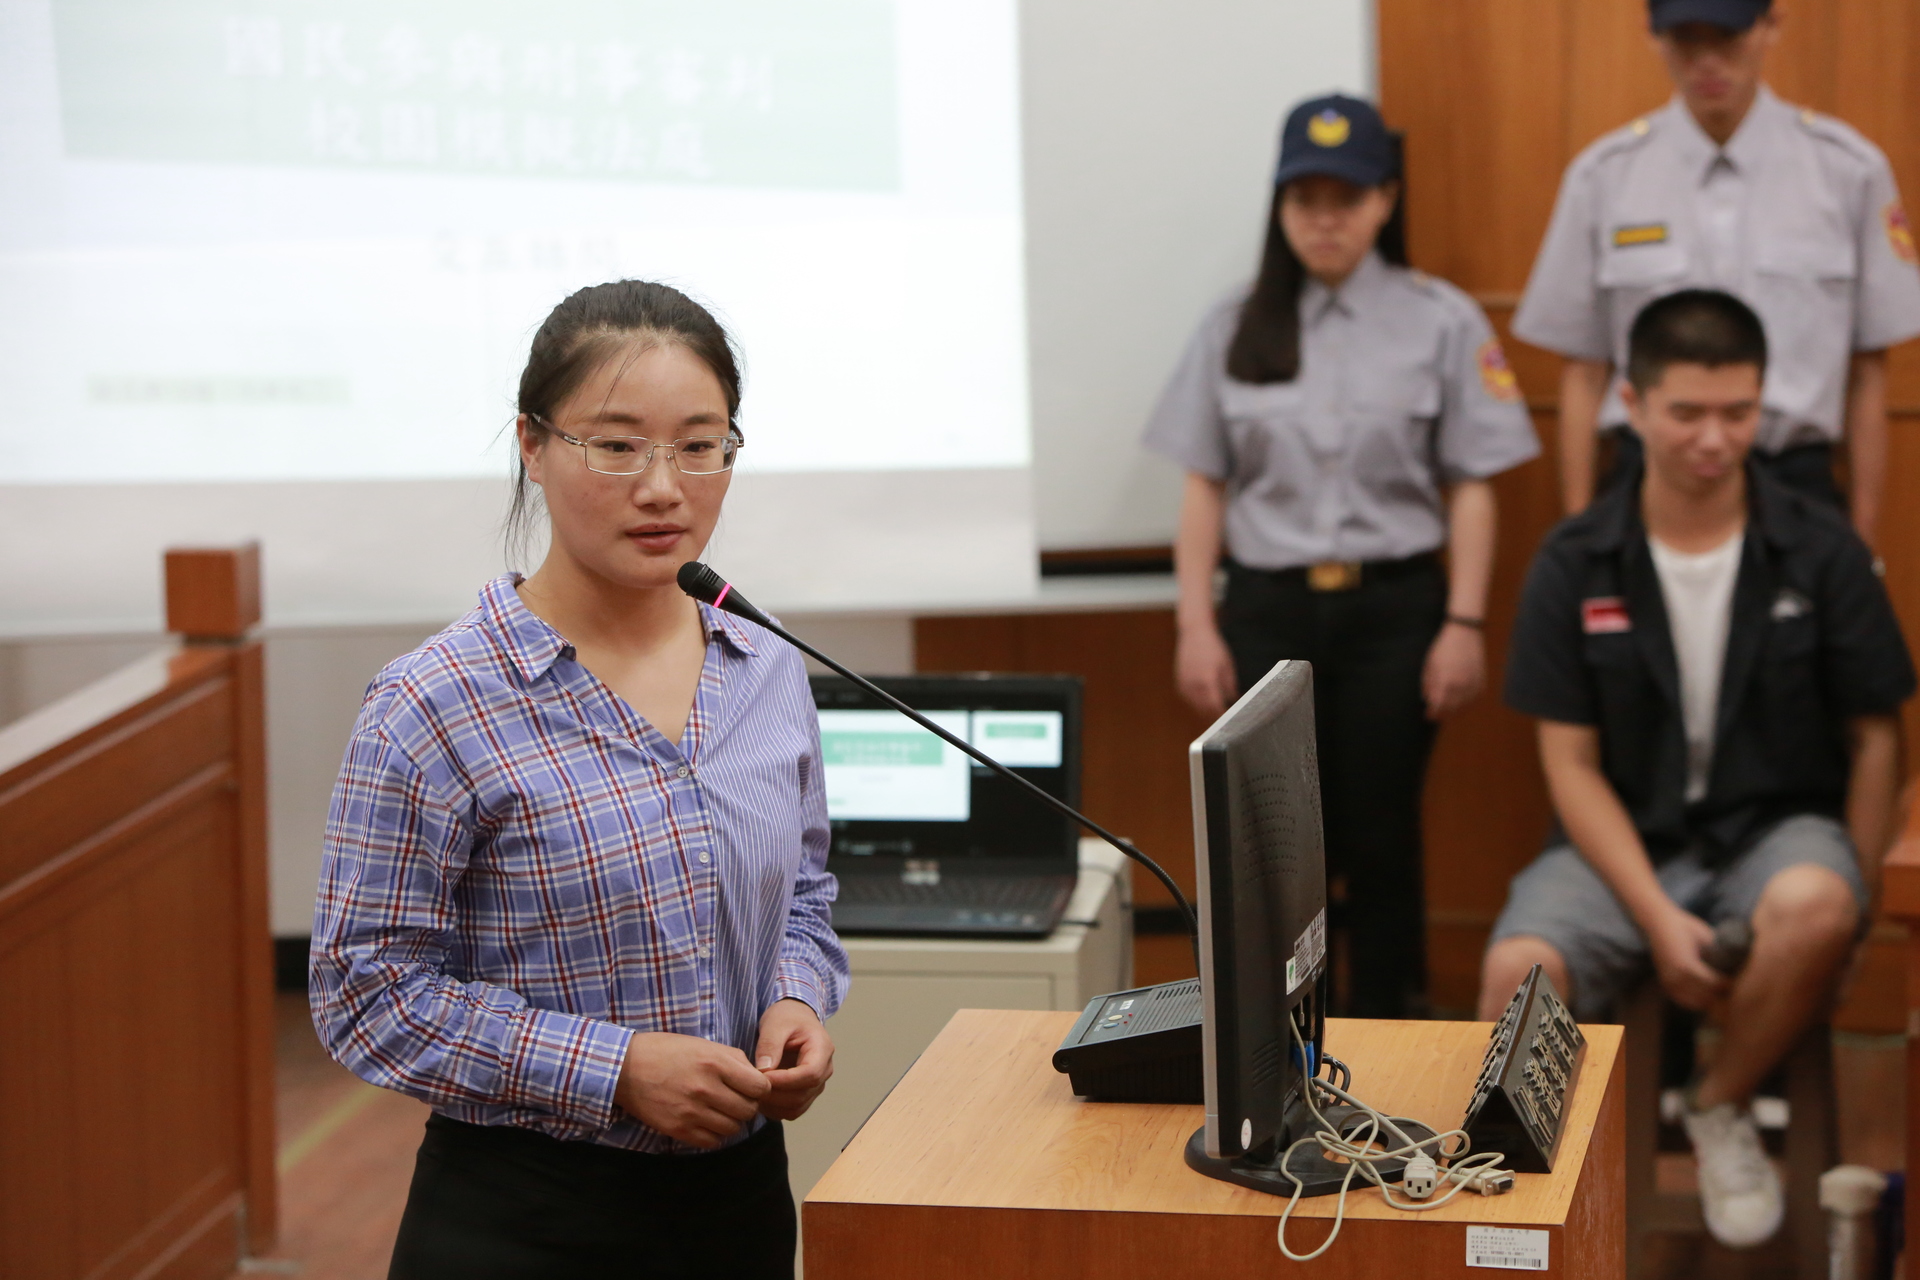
[
  {"xmin": 836, "ymin": 876, "xmax": 1069, "ymax": 909},
  {"xmin": 831, "ymin": 873, "xmax": 1075, "ymax": 937}
]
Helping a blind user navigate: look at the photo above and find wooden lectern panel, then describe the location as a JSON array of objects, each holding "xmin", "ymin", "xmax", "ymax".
[{"xmin": 806, "ymin": 1009, "xmax": 1623, "ymax": 1278}]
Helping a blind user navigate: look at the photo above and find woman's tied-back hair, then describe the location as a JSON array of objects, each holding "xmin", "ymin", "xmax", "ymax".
[
  {"xmin": 1625, "ymin": 288, "xmax": 1769, "ymax": 392},
  {"xmin": 505, "ymin": 280, "xmax": 744, "ymax": 564}
]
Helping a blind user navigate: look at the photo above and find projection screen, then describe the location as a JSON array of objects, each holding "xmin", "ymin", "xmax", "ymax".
[{"xmin": 0, "ymin": 0, "xmax": 1034, "ymax": 632}]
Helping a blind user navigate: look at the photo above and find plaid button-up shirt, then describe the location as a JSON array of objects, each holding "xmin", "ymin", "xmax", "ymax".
[{"xmin": 310, "ymin": 575, "xmax": 847, "ymax": 1152}]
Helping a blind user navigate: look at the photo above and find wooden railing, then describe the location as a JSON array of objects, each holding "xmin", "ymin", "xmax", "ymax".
[{"xmin": 0, "ymin": 545, "xmax": 276, "ymax": 1279}]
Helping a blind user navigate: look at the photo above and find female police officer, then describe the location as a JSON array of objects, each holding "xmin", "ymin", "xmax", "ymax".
[{"xmin": 1144, "ymin": 95, "xmax": 1539, "ymax": 1017}]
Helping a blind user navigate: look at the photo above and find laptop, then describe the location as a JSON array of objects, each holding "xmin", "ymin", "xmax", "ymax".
[{"xmin": 812, "ymin": 673, "xmax": 1083, "ymax": 939}]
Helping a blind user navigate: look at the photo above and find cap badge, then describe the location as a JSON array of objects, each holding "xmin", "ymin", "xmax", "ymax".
[
  {"xmin": 1612, "ymin": 223, "xmax": 1669, "ymax": 249},
  {"xmin": 1885, "ymin": 201, "xmax": 1917, "ymax": 265},
  {"xmin": 1307, "ymin": 110, "xmax": 1351, "ymax": 148},
  {"xmin": 1477, "ymin": 340, "xmax": 1522, "ymax": 403}
]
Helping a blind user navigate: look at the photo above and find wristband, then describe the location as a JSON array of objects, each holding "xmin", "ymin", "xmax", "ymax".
[{"xmin": 1445, "ymin": 614, "xmax": 1485, "ymax": 631}]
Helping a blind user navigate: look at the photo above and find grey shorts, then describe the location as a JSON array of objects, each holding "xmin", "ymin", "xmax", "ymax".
[{"xmin": 1488, "ymin": 814, "xmax": 1868, "ymax": 1020}]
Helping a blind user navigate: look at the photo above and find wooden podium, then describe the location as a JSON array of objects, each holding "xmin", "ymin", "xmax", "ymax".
[{"xmin": 805, "ymin": 1010, "xmax": 1623, "ymax": 1279}]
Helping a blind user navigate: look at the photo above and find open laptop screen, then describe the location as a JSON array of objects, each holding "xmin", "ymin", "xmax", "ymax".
[{"xmin": 810, "ymin": 674, "xmax": 1081, "ymax": 865}]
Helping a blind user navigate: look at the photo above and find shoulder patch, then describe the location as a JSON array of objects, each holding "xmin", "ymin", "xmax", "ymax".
[
  {"xmin": 1477, "ymin": 339, "xmax": 1522, "ymax": 403},
  {"xmin": 1886, "ymin": 201, "xmax": 1918, "ymax": 265}
]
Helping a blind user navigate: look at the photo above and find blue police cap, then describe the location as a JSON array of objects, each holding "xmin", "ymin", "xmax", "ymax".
[
  {"xmin": 1274, "ymin": 94, "xmax": 1398, "ymax": 189},
  {"xmin": 1648, "ymin": 0, "xmax": 1771, "ymax": 32}
]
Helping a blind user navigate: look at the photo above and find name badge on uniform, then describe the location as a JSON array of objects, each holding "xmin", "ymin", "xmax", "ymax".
[
  {"xmin": 1582, "ymin": 597, "xmax": 1631, "ymax": 634},
  {"xmin": 1611, "ymin": 223, "xmax": 1669, "ymax": 249}
]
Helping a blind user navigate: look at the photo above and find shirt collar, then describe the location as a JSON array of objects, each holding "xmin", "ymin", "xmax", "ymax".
[
  {"xmin": 480, "ymin": 573, "xmax": 759, "ymax": 685},
  {"xmin": 1301, "ymin": 249, "xmax": 1389, "ymax": 322},
  {"xmin": 1580, "ymin": 455, "xmax": 1802, "ymax": 554},
  {"xmin": 1666, "ymin": 84, "xmax": 1784, "ymax": 181}
]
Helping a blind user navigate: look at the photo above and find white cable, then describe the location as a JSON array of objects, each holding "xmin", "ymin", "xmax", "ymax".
[{"xmin": 1275, "ymin": 1013, "xmax": 1513, "ymax": 1262}]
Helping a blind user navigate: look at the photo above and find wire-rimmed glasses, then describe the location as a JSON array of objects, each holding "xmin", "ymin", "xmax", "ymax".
[{"xmin": 539, "ymin": 418, "xmax": 742, "ymax": 475}]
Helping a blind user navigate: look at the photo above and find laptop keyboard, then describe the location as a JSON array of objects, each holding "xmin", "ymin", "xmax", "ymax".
[{"xmin": 836, "ymin": 876, "xmax": 1069, "ymax": 910}]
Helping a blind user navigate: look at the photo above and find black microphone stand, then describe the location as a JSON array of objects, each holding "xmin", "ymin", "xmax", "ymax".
[{"xmin": 678, "ymin": 562, "xmax": 1200, "ymax": 957}]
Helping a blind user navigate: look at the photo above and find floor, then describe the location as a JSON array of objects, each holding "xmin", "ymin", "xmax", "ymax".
[{"xmin": 249, "ymin": 958, "xmax": 1905, "ymax": 1280}]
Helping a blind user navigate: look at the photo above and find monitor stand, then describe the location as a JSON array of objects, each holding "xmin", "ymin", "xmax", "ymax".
[{"xmin": 1183, "ymin": 1100, "xmax": 1438, "ymax": 1198}]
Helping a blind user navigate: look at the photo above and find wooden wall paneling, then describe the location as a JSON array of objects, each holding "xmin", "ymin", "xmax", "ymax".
[
  {"xmin": 1561, "ymin": 0, "xmax": 1670, "ymax": 157},
  {"xmin": 1379, "ymin": 0, "xmax": 1568, "ymax": 292},
  {"xmin": 915, "ymin": 611, "xmax": 1211, "ymax": 910}
]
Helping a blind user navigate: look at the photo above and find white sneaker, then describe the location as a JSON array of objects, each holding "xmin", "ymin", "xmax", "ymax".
[{"xmin": 1682, "ymin": 1101, "xmax": 1784, "ymax": 1248}]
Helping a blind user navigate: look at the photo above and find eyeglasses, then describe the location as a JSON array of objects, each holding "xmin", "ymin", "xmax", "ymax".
[{"xmin": 539, "ymin": 419, "xmax": 742, "ymax": 476}]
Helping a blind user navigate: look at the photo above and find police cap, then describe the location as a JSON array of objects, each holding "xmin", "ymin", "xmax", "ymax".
[
  {"xmin": 1648, "ymin": 0, "xmax": 1772, "ymax": 33},
  {"xmin": 1274, "ymin": 94, "xmax": 1398, "ymax": 190}
]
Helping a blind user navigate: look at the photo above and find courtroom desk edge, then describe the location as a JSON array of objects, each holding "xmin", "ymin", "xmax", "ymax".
[{"xmin": 807, "ymin": 1009, "xmax": 1621, "ymax": 1226}]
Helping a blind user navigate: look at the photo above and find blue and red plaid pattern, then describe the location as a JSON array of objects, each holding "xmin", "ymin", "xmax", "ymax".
[{"xmin": 310, "ymin": 575, "xmax": 847, "ymax": 1152}]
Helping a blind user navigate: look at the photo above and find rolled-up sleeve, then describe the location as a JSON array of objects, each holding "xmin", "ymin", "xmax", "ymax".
[
  {"xmin": 310, "ymin": 713, "xmax": 633, "ymax": 1129},
  {"xmin": 774, "ymin": 709, "xmax": 849, "ymax": 1018}
]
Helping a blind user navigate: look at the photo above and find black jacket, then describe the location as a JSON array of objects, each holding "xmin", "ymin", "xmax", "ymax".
[{"xmin": 1504, "ymin": 462, "xmax": 1914, "ymax": 862}]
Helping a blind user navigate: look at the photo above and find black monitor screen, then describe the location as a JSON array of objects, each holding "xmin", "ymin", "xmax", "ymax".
[
  {"xmin": 810, "ymin": 673, "xmax": 1081, "ymax": 865},
  {"xmin": 1191, "ymin": 658, "xmax": 1328, "ymax": 1162}
]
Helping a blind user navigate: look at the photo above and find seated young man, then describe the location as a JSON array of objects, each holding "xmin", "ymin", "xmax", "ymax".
[{"xmin": 1482, "ymin": 289, "xmax": 1912, "ymax": 1248}]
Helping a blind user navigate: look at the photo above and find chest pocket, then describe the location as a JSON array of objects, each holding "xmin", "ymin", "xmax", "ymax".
[
  {"xmin": 1218, "ymin": 378, "xmax": 1308, "ymax": 473},
  {"xmin": 1750, "ymin": 237, "xmax": 1856, "ymax": 413},
  {"xmin": 1596, "ymin": 240, "xmax": 1688, "ymax": 289}
]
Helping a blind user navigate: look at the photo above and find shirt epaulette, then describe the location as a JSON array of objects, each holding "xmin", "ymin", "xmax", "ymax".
[
  {"xmin": 1577, "ymin": 115, "xmax": 1660, "ymax": 169},
  {"xmin": 1793, "ymin": 105, "xmax": 1884, "ymax": 168}
]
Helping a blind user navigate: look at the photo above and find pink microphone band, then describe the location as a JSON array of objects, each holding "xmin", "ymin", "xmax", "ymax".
[{"xmin": 713, "ymin": 583, "xmax": 732, "ymax": 609}]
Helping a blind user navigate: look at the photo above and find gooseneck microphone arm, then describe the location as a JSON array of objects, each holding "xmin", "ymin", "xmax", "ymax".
[{"xmin": 678, "ymin": 561, "xmax": 1201, "ymax": 948}]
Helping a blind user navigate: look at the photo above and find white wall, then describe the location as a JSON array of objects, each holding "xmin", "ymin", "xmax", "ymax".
[{"xmin": 1021, "ymin": 0, "xmax": 1374, "ymax": 549}]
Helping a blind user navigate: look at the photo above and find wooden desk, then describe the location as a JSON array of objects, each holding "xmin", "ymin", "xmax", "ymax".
[{"xmin": 805, "ymin": 1010, "xmax": 1623, "ymax": 1279}]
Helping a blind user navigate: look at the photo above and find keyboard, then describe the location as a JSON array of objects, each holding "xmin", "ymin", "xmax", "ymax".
[{"xmin": 831, "ymin": 873, "xmax": 1076, "ymax": 937}]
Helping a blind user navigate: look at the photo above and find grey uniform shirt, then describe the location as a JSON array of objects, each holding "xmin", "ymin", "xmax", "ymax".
[
  {"xmin": 1515, "ymin": 86, "xmax": 1920, "ymax": 450},
  {"xmin": 1143, "ymin": 252, "xmax": 1540, "ymax": 571}
]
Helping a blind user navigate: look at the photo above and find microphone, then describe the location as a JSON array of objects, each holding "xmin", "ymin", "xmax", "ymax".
[{"xmin": 677, "ymin": 560, "xmax": 1200, "ymax": 946}]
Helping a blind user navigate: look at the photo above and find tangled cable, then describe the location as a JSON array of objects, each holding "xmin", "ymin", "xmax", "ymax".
[{"xmin": 1275, "ymin": 1015, "xmax": 1512, "ymax": 1262}]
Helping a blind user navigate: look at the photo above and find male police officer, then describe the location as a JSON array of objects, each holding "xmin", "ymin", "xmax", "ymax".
[
  {"xmin": 1514, "ymin": 0, "xmax": 1920, "ymax": 550},
  {"xmin": 1483, "ymin": 290, "xmax": 1911, "ymax": 1248}
]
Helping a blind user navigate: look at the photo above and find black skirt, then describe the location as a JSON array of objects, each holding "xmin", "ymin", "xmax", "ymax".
[{"xmin": 388, "ymin": 1114, "xmax": 796, "ymax": 1280}]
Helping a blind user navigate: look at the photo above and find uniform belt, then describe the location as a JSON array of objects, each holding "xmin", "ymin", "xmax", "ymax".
[{"xmin": 1234, "ymin": 551, "xmax": 1440, "ymax": 593}]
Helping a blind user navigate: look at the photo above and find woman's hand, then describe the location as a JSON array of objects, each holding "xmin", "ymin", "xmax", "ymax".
[
  {"xmin": 1421, "ymin": 621, "xmax": 1486, "ymax": 720},
  {"xmin": 615, "ymin": 1032, "xmax": 771, "ymax": 1149},
  {"xmin": 1643, "ymin": 903, "xmax": 1729, "ymax": 1012},
  {"xmin": 754, "ymin": 999, "xmax": 835, "ymax": 1121},
  {"xmin": 1176, "ymin": 625, "xmax": 1239, "ymax": 720}
]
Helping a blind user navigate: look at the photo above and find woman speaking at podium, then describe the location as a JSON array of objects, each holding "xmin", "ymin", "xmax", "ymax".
[
  {"xmin": 310, "ymin": 281, "xmax": 847, "ymax": 1278},
  {"xmin": 1145, "ymin": 95, "xmax": 1539, "ymax": 1018}
]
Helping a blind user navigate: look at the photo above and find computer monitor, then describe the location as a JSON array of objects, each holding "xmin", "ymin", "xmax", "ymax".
[{"xmin": 1190, "ymin": 658, "xmax": 1328, "ymax": 1165}]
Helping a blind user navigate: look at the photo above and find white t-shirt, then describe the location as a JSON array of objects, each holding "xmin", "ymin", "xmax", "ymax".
[{"xmin": 1648, "ymin": 530, "xmax": 1746, "ymax": 801}]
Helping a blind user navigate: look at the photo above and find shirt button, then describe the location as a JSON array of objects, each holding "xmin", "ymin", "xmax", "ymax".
[
  {"xmin": 698, "ymin": 852, "xmax": 711, "ymax": 864},
  {"xmin": 698, "ymin": 945, "xmax": 711, "ymax": 959},
  {"xmin": 675, "ymin": 765, "xmax": 690, "ymax": 779}
]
